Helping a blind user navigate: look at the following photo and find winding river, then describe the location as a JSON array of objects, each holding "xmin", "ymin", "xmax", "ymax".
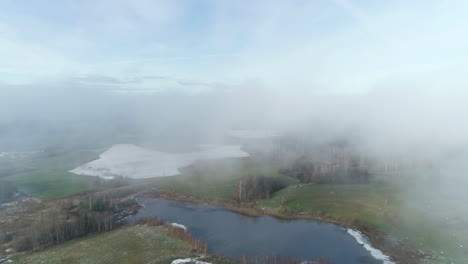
[{"xmin": 128, "ymin": 199, "xmax": 394, "ymax": 264}]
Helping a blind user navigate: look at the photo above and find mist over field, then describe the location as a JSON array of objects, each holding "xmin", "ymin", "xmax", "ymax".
[
  {"xmin": 2, "ymin": 72, "xmax": 468, "ymax": 224},
  {"xmin": 2, "ymin": 50, "xmax": 468, "ymax": 214},
  {"xmin": 1, "ymin": 1, "xmax": 468, "ymax": 263},
  {"xmin": 2, "ymin": 77, "xmax": 468, "ymax": 156}
]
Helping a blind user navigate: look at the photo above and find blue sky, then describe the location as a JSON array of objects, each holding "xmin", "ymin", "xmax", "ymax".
[{"xmin": 1, "ymin": 0, "xmax": 467, "ymax": 94}]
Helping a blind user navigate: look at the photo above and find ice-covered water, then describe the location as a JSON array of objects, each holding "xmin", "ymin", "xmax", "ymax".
[{"xmin": 70, "ymin": 144, "xmax": 249, "ymax": 179}]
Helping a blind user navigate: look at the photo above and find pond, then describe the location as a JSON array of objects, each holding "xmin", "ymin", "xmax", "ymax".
[{"xmin": 128, "ymin": 199, "xmax": 395, "ymax": 264}]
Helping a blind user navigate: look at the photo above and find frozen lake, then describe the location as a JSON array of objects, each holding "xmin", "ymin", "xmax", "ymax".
[{"xmin": 69, "ymin": 144, "xmax": 249, "ymax": 179}]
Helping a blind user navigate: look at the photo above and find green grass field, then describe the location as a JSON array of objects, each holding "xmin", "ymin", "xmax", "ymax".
[
  {"xmin": 1, "ymin": 151, "xmax": 98, "ymax": 200},
  {"xmin": 14, "ymin": 225, "xmax": 196, "ymax": 264},
  {"xmin": 145, "ymin": 158, "xmax": 299, "ymax": 200},
  {"xmin": 259, "ymin": 183, "xmax": 468, "ymax": 264},
  {"xmin": 260, "ymin": 184, "xmax": 395, "ymax": 231}
]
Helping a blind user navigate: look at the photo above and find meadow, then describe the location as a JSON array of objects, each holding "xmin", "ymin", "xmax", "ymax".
[
  {"xmin": 14, "ymin": 225, "xmax": 196, "ymax": 264},
  {"xmin": 1, "ymin": 150, "xmax": 98, "ymax": 200}
]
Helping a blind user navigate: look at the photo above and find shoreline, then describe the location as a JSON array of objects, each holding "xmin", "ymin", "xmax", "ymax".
[
  {"xmin": 140, "ymin": 191, "xmax": 425, "ymax": 264},
  {"xmin": 139, "ymin": 191, "xmax": 425, "ymax": 264}
]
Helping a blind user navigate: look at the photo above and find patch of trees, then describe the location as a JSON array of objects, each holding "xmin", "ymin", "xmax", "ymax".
[
  {"xmin": 235, "ymin": 175, "xmax": 288, "ymax": 202},
  {"xmin": 7, "ymin": 192, "xmax": 142, "ymax": 252},
  {"xmin": 280, "ymin": 158, "xmax": 370, "ymax": 184},
  {"xmin": 2, "ymin": 184, "xmax": 144, "ymax": 254},
  {"xmin": 80, "ymin": 198, "xmax": 111, "ymax": 212},
  {"xmin": 11, "ymin": 201, "xmax": 116, "ymax": 252},
  {"xmin": 266, "ymin": 138, "xmax": 371, "ymax": 184}
]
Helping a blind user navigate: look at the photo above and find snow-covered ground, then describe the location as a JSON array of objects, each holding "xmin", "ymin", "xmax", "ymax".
[
  {"xmin": 171, "ymin": 257, "xmax": 212, "ymax": 264},
  {"xmin": 347, "ymin": 229, "xmax": 395, "ymax": 264},
  {"xmin": 69, "ymin": 144, "xmax": 249, "ymax": 179}
]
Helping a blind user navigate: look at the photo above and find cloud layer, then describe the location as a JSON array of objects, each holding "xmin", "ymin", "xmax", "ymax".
[{"xmin": 1, "ymin": 0, "xmax": 467, "ymax": 92}]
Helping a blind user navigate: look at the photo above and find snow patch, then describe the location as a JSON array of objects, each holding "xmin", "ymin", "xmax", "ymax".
[
  {"xmin": 171, "ymin": 258, "xmax": 212, "ymax": 264},
  {"xmin": 171, "ymin": 258, "xmax": 194, "ymax": 264},
  {"xmin": 171, "ymin": 223, "xmax": 187, "ymax": 231},
  {"xmin": 347, "ymin": 229, "xmax": 396, "ymax": 264},
  {"xmin": 69, "ymin": 144, "xmax": 249, "ymax": 179},
  {"xmin": 195, "ymin": 261, "xmax": 212, "ymax": 264}
]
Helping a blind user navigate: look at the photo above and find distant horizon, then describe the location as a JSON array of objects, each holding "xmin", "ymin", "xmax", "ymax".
[{"xmin": 1, "ymin": 0, "xmax": 467, "ymax": 95}]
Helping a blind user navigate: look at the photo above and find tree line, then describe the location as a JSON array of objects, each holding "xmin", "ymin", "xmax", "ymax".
[
  {"xmin": 235, "ymin": 174, "xmax": 288, "ymax": 202},
  {"xmin": 280, "ymin": 158, "xmax": 370, "ymax": 184},
  {"xmin": 10, "ymin": 197, "xmax": 119, "ymax": 252}
]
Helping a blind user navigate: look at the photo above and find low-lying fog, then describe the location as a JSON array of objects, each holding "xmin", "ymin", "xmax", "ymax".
[{"xmin": 2, "ymin": 81, "xmax": 467, "ymax": 220}]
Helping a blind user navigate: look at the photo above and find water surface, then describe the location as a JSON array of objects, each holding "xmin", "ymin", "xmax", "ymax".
[{"xmin": 129, "ymin": 199, "xmax": 389, "ymax": 264}]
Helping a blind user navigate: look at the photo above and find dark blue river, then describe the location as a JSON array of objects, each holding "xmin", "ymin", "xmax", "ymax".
[{"xmin": 128, "ymin": 198, "xmax": 391, "ymax": 264}]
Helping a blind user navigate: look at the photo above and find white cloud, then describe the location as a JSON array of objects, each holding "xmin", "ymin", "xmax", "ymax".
[{"xmin": 0, "ymin": 0, "xmax": 467, "ymax": 94}]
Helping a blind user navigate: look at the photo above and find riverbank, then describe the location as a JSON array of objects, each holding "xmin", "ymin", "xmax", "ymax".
[{"xmin": 141, "ymin": 191, "xmax": 425, "ymax": 264}]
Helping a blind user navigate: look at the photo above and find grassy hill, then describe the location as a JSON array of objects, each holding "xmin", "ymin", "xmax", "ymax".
[{"xmin": 14, "ymin": 225, "xmax": 196, "ymax": 264}]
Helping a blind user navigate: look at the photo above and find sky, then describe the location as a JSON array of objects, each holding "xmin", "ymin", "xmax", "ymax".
[
  {"xmin": 1, "ymin": 0, "xmax": 468, "ymax": 155},
  {"xmin": 1, "ymin": 0, "xmax": 467, "ymax": 94}
]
